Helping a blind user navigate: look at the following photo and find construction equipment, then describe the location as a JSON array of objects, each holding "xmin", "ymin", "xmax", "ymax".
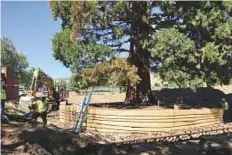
[
  {"xmin": 55, "ymin": 85, "xmax": 69, "ymax": 103},
  {"xmin": 74, "ymin": 91, "xmax": 92, "ymax": 134},
  {"xmin": 19, "ymin": 68, "xmax": 60, "ymax": 113}
]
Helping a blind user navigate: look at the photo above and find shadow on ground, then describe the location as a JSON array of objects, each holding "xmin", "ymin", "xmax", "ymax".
[
  {"xmin": 1, "ymin": 113, "xmax": 104, "ymax": 155},
  {"xmin": 90, "ymin": 87, "xmax": 230, "ymax": 109}
]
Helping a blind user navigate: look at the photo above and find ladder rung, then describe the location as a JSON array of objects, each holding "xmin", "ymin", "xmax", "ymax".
[{"xmin": 74, "ymin": 92, "xmax": 92, "ymax": 134}]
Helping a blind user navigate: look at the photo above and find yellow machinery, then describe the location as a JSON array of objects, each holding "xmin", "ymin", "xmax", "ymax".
[
  {"xmin": 19, "ymin": 68, "xmax": 60, "ymax": 113},
  {"xmin": 28, "ymin": 69, "xmax": 54, "ymax": 99}
]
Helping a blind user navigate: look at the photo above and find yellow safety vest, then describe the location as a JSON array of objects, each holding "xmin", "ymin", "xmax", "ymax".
[
  {"xmin": 221, "ymin": 101, "xmax": 229, "ymax": 111},
  {"xmin": 1, "ymin": 86, "xmax": 6, "ymax": 100},
  {"xmin": 36, "ymin": 100, "xmax": 47, "ymax": 113}
]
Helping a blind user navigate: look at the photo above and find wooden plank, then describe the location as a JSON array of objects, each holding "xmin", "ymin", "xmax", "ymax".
[
  {"xmin": 59, "ymin": 111, "xmax": 221, "ymax": 121},
  {"xmin": 60, "ymin": 105, "xmax": 222, "ymax": 117},
  {"xmin": 59, "ymin": 105, "xmax": 223, "ymax": 133},
  {"xmin": 59, "ymin": 115, "xmax": 221, "ymax": 125},
  {"xmin": 85, "ymin": 118, "xmax": 220, "ymax": 128},
  {"xmin": 59, "ymin": 110, "xmax": 222, "ymax": 119},
  {"xmin": 84, "ymin": 122, "xmax": 220, "ymax": 133},
  {"xmin": 60, "ymin": 117, "xmax": 219, "ymax": 130},
  {"xmin": 60, "ymin": 115, "xmax": 220, "ymax": 124}
]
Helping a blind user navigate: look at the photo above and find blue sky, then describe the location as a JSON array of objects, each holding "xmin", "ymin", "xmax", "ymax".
[
  {"xmin": 1, "ymin": 1, "xmax": 72, "ymax": 79},
  {"xmin": 1, "ymin": 2, "xmax": 161, "ymax": 79}
]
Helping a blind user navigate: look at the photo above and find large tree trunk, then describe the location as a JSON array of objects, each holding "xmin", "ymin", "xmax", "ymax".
[
  {"xmin": 125, "ymin": 44, "xmax": 152, "ymax": 105},
  {"xmin": 125, "ymin": 2, "xmax": 152, "ymax": 105}
]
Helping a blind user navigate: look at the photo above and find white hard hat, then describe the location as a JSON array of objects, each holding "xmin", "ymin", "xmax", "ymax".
[{"xmin": 35, "ymin": 92, "xmax": 47, "ymax": 98}]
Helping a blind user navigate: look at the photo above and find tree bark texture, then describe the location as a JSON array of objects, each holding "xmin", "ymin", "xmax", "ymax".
[{"xmin": 125, "ymin": 2, "xmax": 152, "ymax": 105}]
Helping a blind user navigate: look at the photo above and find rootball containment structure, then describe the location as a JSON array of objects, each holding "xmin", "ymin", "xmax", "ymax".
[{"xmin": 60, "ymin": 105, "xmax": 223, "ymax": 133}]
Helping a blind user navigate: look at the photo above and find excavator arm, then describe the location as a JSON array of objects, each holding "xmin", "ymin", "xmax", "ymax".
[
  {"xmin": 28, "ymin": 68, "xmax": 55, "ymax": 100},
  {"xmin": 19, "ymin": 68, "xmax": 61, "ymax": 113}
]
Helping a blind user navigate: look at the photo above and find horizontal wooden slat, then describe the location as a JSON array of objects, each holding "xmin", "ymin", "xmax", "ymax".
[
  {"xmin": 59, "ymin": 105, "xmax": 223, "ymax": 133},
  {"xmin": 84, "ymin": 122, "xmax": 220, "ymax": 133},
  {"xmin": 60, "ymin": 106, "xmax": 221, "ymax": 116},
  {"xmin": 60, "ymin": 110, "xmax": 222, "ymax": 117},
  {"xmin": 60, "ymin": 115, "xmax": 220, "ymax": 124},
  {"xmin": 60, "ymin": 118, "xmax": 220, "ymax": 130},
  {"xmin": 60, "ymin": 111, "xmax": 221, "ymax": 120}
]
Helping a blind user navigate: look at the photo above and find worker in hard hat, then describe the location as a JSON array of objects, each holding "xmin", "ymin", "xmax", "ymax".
[
  {"xmin": 220, "ymin": 98, "xmax": 229, "ymax": 111},
  {"xmin": 28, "ymin": 95, "xmax": 48, "ymax": 127},
  {"xmin": 220, "ymin": 98, "xmax": 229, "ymax": 124}
]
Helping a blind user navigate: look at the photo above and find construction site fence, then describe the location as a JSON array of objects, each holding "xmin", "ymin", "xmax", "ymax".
[{"xmin": 59, "ymin": 104, "xmax": 223, "ymax": 133}]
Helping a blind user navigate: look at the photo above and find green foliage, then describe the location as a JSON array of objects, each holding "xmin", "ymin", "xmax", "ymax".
[
  {"xmin": 82, "ymin": 58, "xmax": 141, "ymax": 89},
  {"xmin": 55, "ymin": 79, "xmax": 68, "ymax": 87},
  {"xmin": 50, "ymin": 1, "xmax": 232, "ymax": 93},
  {"xmin": 148, "ymin": 1, "xmax": 232, "ymax": 88},
  {"xmin": 68, "ymin": 75, "xmax": 79, "ymax": 92},
  {"xmin": 52, "ymin": 28, "xmax": 114, "ymax": 74},
  {"xmin": 19, "ymin": 68, "xmax": 35, "ymax": 89},
  {"xmin": 1, "ymin": 37, "xmax": 29, "ymax": 80},
  {"xmin": 149, "ymin": 28, "xmax": 200, "ymax": 89}
]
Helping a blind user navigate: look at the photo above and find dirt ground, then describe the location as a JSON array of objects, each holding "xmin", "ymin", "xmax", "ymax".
[
  {"xmin": 67, "ymin": 85, "xmax": 232, "ymax": 109},
  {"xmin": 1, "ymin": 102, "xmax": 232, "ymax": 155},
  {"xmin": 2, "ymin": 85, "xmax": 232, "ymax": 154}
]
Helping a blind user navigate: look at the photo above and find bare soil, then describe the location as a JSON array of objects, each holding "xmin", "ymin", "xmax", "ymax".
[
  {"xmin": 67, "ymin": 85, "xmax": 232, "ymax": 110},
  {"xmin": 2, "ymin": 85, "xmax": 232, "ymax": 154},
  {"xmin": 1, "ymin": 101, "xmax": 231, "ymax": 155}
]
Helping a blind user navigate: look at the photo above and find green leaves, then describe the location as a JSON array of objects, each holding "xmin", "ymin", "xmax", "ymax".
[
  {"xmin": 0, "ymin": 37, "xmax": 34, "ymax": 88},
  {"xmin": 52, "ymin": 28, "xmax": 114, "ymax": 90},
  {"xmin": 150, "ymin": 28, "xmax": 196, "ymax": 60},
  {"xmin": 214, "ymin": 19, "xmax": 232, "ymax": 40},
  {"xmin": 149, "ymin": 28, "xmax": 200, "ymax": 89},
  {"xmin": 1, "ymin": 37, "xmax": 29, "ymax": 78},
  {"xmin": 52, "ymin": 28, "xmax": 114, "ymax": 74},
  {"xmin": 19, "ymin": 68, "xmax": 35, "ymax": 89},
  {"xmin": 50, "ymin": 1, "xmax": 232, "ymax": 92},
  {"xmin": 201, "ymin": 43, "xmax": 225, "ymax": 65},
  {"xmin": 82, "ymin": 58, "xmax": 141, "ymax": 88},
  {"xmin": 55, "ymin": 80, "xmax": 67, "ymax": 87}
]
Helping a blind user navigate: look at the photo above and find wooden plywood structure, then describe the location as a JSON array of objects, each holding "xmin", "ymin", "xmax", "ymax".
[
  {"xmin": 59, "ymin": 105, "xmax": 223, "ymax": 133},
  {"xmin": 1, "ymin": 66, "xmax": 19, "ymax": 100}
]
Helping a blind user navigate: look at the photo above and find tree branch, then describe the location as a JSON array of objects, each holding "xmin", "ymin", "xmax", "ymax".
[{"xmin": 117, "ymin": 48, "xmax": 130, "ymax": 53}]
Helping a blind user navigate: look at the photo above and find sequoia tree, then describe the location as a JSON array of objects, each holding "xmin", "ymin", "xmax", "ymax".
[{"xmin": 50, "ymin": 1, "xmax": 232, "ymax": 104}]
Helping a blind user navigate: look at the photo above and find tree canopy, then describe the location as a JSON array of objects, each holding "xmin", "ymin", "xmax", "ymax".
[
  {"xmin": 151, "ymin": 1, "xmax": 232, "ymax": 88},
  {"xmin": 55, "ymin": 79, "xmax": 68, "ymax": 87},
  {"xmin": 19, "ymin": 68, "xmax": 35, "ymax": 89},
  {"xmin": 50, "ymin": 1, "xmax": 232, "ymax": 104},
  {"xmin": 1, "ymin": 37, "xmax": 29, "ymax": 77},
  {"xmin": 1, "ymin": 37, "xmax": 35, "ymax": 88}
]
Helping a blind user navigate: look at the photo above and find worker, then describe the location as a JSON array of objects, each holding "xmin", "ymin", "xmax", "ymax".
[
  {"xmin": 220, "ymin": 98, "xmax": 229, "ymax": 111},
  {"xmin": 28, "ymin": 95, "xmax": 48, "ymax": 127},
  {"xmin": 1, "ymin": 73, "xmax": 7, "ymax": 117},
  {"xmin": 220, "ymin": 98, "xmax": 229, "ymax": 124}
]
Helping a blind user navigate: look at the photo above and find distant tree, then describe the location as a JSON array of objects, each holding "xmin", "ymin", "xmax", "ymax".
[
  {"xmin": 55, "ymin": 79, "xmax": 68, "ymax": 87},
  {"xmin": 68, "ymin": 75, "xmax": 79, "ymax": 92},
  {"xmin": 1, "ymin": 37, "xmax": 30, "ymax": 86},
  {"xmin": 19, "ymin": 68, "xmax": 35, "ymax": 89},
  {"xmin": 50, "ymin": 1, "xmax": 232, "ymax": 104}
]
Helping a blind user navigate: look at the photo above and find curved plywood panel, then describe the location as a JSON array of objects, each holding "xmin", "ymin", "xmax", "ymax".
[{"xmin": 59, "ymin": 105, "xmax": 223, "ymax": 133}]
